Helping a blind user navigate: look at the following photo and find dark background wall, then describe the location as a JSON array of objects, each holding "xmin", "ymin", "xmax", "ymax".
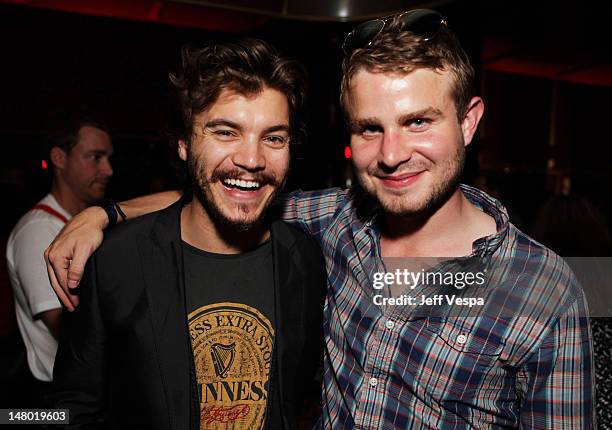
[{"xmin": 0, "ymin": 0, "xmax": 611, "ymax": 231}]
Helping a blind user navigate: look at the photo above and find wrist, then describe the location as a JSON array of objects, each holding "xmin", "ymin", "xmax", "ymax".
[
  {"xmin": 99, "ymin": 199, "xmax": 127, "ymax": 228},
  {"xmin": 89, "ymin": 206, "xmax": 110, "ymax": 229}
]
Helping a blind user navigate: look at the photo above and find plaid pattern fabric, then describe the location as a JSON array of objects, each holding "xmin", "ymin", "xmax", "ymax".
[{"xmin": 279, "ymin": 184, "xmax": 594, "ymax": 429}]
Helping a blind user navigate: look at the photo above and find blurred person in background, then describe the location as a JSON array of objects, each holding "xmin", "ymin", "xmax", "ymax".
[{"xmin": 5, "ymin": 118, "xmax": 113, "ymax": 405}]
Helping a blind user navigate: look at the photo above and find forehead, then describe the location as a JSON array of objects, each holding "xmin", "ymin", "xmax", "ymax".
[
  {"xmin": 197, "ymin": 87, "xmax": 290, "ymax": 126},
  {"xmin": 347, "ymin": 68, "xmax": 455, "ymax": 119},
  {"xmin": 74, "ymin": 126, "xmax": 113, "ymax": 152}
]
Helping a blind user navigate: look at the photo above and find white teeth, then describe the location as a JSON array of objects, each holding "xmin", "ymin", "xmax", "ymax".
[{"xmin": 222, "ymin": 179, "xmax": 260, "ymax": 189}]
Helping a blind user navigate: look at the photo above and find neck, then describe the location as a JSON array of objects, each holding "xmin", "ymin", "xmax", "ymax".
[
  {"xmin": 381, "ymin": 188, "xmax": 496, "ymax": 258},
  {"xmin": 51, "ymin": 179, "xmax": 88, "ymax": 216},
  {"xmin": 180, "ymin": 196, "xmax": 270, "ymax": 254}
]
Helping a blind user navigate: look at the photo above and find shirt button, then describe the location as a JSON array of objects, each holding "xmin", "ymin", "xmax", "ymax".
[
  {"xmin": 385, "ymin": 320, "xmax": 395, "ymax": 330},
  {"xmin": 369, "ymin": 377, "xmax": 378, "ymax": 387},
  {"xmin": 457, "ymin": 334, "xmax": 468, "ymax": 344}
]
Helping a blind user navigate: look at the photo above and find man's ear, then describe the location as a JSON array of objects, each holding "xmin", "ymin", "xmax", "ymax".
[
  {"xmin": 49, "ymin": 146, "xmax": 67, "ymax": 170},
  {"xmin": 461, "ymin": 96, "xmax": 484, "ymax": 147},
  {"xmin": 178, "ymin": 138, "xmax": 188, "ymax": 161}
]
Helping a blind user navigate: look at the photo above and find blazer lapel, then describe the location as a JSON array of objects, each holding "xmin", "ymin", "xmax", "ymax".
[
  {"xmin": 138, "ymin": 202, "xmax": 194, "ymax": 429},
  {"xmin": 271, "ymin": 221, "xmax": 303, "ymax": 427}
]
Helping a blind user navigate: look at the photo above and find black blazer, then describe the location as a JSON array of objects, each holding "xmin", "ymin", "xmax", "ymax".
[{"xmin": 49, "ymin": 200, "xmax": 326, "ymax": 429}]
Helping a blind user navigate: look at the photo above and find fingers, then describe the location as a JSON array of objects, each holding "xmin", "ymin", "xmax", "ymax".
[
  {"xmin": 67, "ymin": 245, "xmax": 88, "ymax": 291},
  {"xmin": 45, "ymin": 247, "xmax": 77, "ymax": 312},
  {"xmin": 42, "ymin": 206, "xmax": 106, "ymax": 311}
]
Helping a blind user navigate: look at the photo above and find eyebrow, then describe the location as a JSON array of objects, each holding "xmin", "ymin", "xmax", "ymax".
[
  {"xmin": 348, "ymin": 117, "xmax": 381, "ymax": 132},
  {"xmin": 85, "ymin": 149, "xmax": 113, "ymax": 156},
  {"xmin": 204, "ymin": 119, "xmax": 290, "ymax": 134},
  {"xmin": 204, "ymin": 119, "xmax": 242, "ymax": 130},
  {"xmin": 349, "ymin": 107, "xmax": 444, "ymax": 131},
  {"xmin": 263, "ymin": 124, "xmax": 290, "ymax": 134}
]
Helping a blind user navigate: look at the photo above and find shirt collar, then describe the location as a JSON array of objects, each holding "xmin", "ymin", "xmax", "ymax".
[{"xmin": 459, "ymin": 184, "xmax": 510, "ymax": 257}]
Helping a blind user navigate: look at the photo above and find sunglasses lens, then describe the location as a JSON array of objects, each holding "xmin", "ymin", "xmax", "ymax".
[
  {"xmin": 343, "ymin": 9, "xmax": 445, "ymax": 55},
  {"xmin": 398, "ymin": 10, "xmax": 443, "ymax": 39},
  {"xmin": 343, "ymin": 19, "xmax": 385, "ymax": 54}
]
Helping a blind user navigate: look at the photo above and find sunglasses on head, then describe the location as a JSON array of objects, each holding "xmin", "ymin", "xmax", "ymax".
[{"xmin": 342, "ymin": 9, "xmax": 447, "ymax": 56}]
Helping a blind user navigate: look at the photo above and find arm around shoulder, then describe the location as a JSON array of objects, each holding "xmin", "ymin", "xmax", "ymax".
[{"xmin": 44, "ymin": 191, "xmax": 181, "ymax": 310}]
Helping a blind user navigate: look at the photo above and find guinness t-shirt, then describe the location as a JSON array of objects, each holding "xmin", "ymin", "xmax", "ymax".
[{"xmin": 183, "ymin": 240, "xmax": 282, "ymax": 429}]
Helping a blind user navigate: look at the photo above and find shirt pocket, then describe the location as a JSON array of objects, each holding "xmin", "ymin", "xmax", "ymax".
[
  {"xmin": 408, "ymin": 317, "xmax": 507, "ymax": 400},
  {"xmin": 425, "ymin": 317, "xmax": 506, "ymax": 357}
]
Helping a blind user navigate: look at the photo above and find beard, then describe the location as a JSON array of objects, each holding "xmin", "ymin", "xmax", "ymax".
[
  {"xmin": 357, "ymin": 141, "xmax": 465, "ymax": 218},
  {"xmin": 187, "ymin": 149, "xmax": 285, "ymax": 232}
]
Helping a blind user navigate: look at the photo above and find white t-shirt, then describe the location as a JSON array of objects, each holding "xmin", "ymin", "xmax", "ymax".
[{"xmin": 6, "ymin": 194, "xmax": 71, "ymax": 381}]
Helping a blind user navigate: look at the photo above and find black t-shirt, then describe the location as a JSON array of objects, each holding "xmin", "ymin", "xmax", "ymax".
[{"xmin": 183, "ymin": 240, "xmax": 282, "ymax": 429}]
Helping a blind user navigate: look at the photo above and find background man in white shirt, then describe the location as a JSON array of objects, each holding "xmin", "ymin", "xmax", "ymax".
[{"xmin": 6, "ymin": 119, "xmax": 113, "ymax": 394}]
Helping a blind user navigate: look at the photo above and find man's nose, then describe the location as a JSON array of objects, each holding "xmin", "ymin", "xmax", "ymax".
[
  {"xmin": 379, "ymin": 130, "xmax": 413, "ymax": 170},
  {"xmin": 232, "ymin": 138, "xmax": 266, "ymax": 171},
  {"xmin": 100, "ymin": 157, "xmax": 113, "ymax": 177}
]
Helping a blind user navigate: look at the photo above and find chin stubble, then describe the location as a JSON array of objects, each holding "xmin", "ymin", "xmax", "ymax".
[
  {"xmin": 358, "ymin": 143, "xmax": 465, "ymax": 217},
  {"xmin": 187, "ymin": 151, "xmax": 284, "ymax": 231}
]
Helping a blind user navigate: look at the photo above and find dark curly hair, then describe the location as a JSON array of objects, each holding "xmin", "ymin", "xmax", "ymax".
[{"xmin": 170, "ymin": 38, "xmax": 307, "ymax": 145}]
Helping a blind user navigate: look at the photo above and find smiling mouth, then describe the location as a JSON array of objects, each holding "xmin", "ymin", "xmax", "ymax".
[
  {"xmin": 221, "ymin": 178, "xmax": 263, "ymax": 192},
  {"xmin": 377, "ymin": 171, "xmax": 424, "ymax": 188}
]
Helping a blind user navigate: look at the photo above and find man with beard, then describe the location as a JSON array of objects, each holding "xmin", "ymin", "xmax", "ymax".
[
  {"xmin": 47, "ymin": 10, "xmax": 593, "ymax": 429},
  {"xmin": 48, "ymin": 39, "xmax": 326, "ymax": 429}
]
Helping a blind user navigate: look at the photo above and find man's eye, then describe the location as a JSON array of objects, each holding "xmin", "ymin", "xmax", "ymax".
[
  {"xmin": 215, "ymin": 130, "xmax": 234, "ymax": 136},
  {"xmin": 264, "ymin": 135, "xmax": 289, "ymax": 147},
  {"xmin": 408, "ymin": 118, "xmax": 431, "ymax": 130},
  {"xmin": 212, "ymin": 129, "xmax": 238, "ymax": 140},
  {"xmin": 361, "ymin": 125, "xmax": 382, "ymax": 136}
]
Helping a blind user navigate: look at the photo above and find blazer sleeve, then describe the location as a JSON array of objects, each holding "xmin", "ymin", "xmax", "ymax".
[{"xmin": 48, "ymin": 254, "xmax": 107, "ymax": 429}]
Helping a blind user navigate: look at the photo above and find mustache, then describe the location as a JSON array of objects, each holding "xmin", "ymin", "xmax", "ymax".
[
  {"xmin": 368, "ymin": 160, "xmax": 431, "ymax": 177},
  {"xmin": 210, "ymin": 168, "xmax": 283, "ymax": 187}
]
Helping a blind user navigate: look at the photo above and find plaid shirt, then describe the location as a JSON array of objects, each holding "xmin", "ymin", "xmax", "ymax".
[{"xmin": 279, "ymin": 184, "xmax": 594, "ymax": 429}]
